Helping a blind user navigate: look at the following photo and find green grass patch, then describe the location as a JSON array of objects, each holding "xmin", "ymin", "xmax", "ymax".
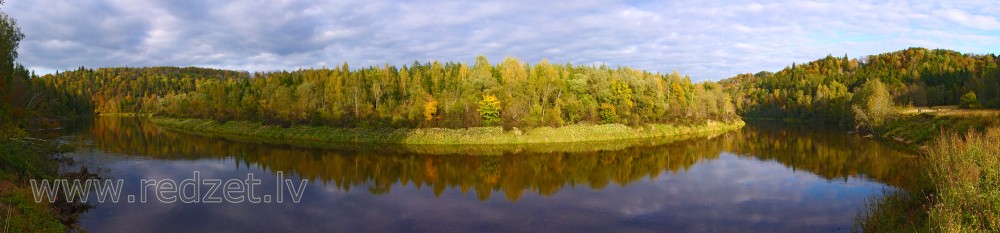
[{"xmin": 879, "ymin": 112, "xmax": 999, "ymax": 147}]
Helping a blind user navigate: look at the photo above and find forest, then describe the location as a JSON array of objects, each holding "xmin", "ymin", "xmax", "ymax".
[
  {"xmin": 3, "ymin": 0, "xmax": 999, "ymax": 231},
  {"xmin": 722, "ymin": 48, "xmax": 1000, "ymax": 127},
  {"xmin": 12, "ymin": 47, "xmax": 999, "ymax": 133},
  {"xmin": 34, "ymin": 57, "xmax": 738, "ymax": 129},
  {"xmin": 7, "ymin": 42, "xmax": 999, "ymax": 134}
]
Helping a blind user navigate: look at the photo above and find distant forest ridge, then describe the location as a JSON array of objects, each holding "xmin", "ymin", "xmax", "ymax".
[
  {"xmin": 721, "ymin": 47, "xmax": 999, "ymax": 125},
  {"xmin": 5, "ymin": 47, "xmax": 997, "ymax": 130},
  {"xmin": 29, "ymin": 56, "xmax": 738, "ymax": 128}
]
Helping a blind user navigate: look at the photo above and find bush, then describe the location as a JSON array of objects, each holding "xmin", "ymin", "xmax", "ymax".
[{"xmin": 960, "ymin": 91, "xmax": 983, "ymax": 109}]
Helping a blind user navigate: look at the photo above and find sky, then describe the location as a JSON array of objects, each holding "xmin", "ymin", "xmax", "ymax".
[{"xmin": 5, "ymin": 0, "xmax": 1000, "ymax": 81}]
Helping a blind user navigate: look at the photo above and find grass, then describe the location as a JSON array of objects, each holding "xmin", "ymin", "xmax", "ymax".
[
  {"xmin": 0, "ymin": 139, "xmax": 69, "ymax": 233},
  {"xmin": 880, "ymin": 107, "xmax": 1000, "ymax": 147},
  {"xmin": 857, "ymin": 107, "xmax": 1000, "ymax": 232},
  {"xmin": 898, "ymin": 106, "xmax": 1000, "ymax": 117},
  {"xmin": 855, "ymin": 189, "xmax": 930, "ymax": 233},
  {"xmin": 924, "ymin": 128, "xmax": 1000, "ymax": 232},
  {"xmin": 151, "ymin": 117, "xmax": 745, "ymax": 146},
  {"xmin": 98, "ymin": 112, "xmax": 153, "ymax": 117},
  {"xmin": 0, "ymin": 185, "xmax": 66, "ymax": 232}
]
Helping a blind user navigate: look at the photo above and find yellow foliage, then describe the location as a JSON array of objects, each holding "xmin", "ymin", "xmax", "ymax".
[{"xmin": 424, "ymin": 96, "xmax": 438, "ymax": 121}]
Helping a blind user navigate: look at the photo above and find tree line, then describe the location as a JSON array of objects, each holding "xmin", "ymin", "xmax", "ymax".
[
  {"xmin": 1, "ymin": 11, "xmax": 93, "ymax": 137},
  {"xmin": 39, "ymin": 57, "xmax": 738, "ymax": 129},
  {"xmin": 722, "ymin": 47, "xmax": 1000, "ymax": 127}
]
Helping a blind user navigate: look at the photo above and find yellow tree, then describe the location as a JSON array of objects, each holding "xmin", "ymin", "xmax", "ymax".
[
  {"xmin": 478, "ymin": 94, "xmax": 501, "ymax": 126},
  {"xmin": 424, "ymin": 95, "xmax": 438, "ymax": 122}
]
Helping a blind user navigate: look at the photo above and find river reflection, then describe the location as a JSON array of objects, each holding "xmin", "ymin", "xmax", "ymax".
[{"xmin": 67, "ymin": 117, "xmax": 916, "ymax": 232}]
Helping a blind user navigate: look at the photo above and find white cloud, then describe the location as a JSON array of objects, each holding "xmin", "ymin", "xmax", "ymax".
[
  {"xmin": 5, "ymin": 0, "xmax": 1000, "ymax": 81},
  {"xmin": 937, "ymin": 9, "xmax": 1000, "ymax": 30}
]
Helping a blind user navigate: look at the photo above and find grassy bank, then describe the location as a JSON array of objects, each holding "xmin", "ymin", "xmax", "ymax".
[
  {"xmin": 879, "ymin": 108, "xmax": 999, "ymax": 147},
  {"xmin": 0, "ymin": 138, "xmax": 68, "ymax": 232},
  {"xmin": 151, "ymin": 117, "xmax": 744, "ymax": 146},
  {"xmin": 858, "ymin": 109, "xmax": 1000, "ymax": 232},
  {"xmin": 925, "ymin": 128, "xmax": 1000, "ymax": 231}
]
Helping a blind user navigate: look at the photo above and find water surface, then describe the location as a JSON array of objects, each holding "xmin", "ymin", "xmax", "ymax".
[{"xmin": 65, "ymin": 117, "xmax": 917, "ymax": 232}]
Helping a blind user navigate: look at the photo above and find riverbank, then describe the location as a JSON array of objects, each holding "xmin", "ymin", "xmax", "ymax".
[
  {"xmin": 151, "ymin": 117, "xmax": 745, "ymax": 146},
  {"xmin": 858, "ymin": 109, "xmax": 1000, "ymax": 232},
  {"xmin": 878, "ymin": 109, "xmax": 999, "ymax": 149},
  {"xmin": 0, "ymin": 138, "xmax": 69, "ymax": 232}
]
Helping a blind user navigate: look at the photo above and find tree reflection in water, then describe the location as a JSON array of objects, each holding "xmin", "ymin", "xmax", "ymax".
[{"xmin": 72, "ymin": 117, "xmax": 917, "ymax": 202}]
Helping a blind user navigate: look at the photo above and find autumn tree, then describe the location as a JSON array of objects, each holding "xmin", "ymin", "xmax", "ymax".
[
  {"xmin": 599, "ymin": 103, "xmax": 617, "ymax": 124},
  {"xmin": 478, "ymin": 94, "xmax": 501, "ymax": 126},
  {"xmin": 852, "ymin": 79, "xmax": 895, "ymax": 130},
  {"xmin": 37, "ymin": 55, "xmax": 741, "ymax": 129},
  {"xmin": 423, "ymin": 95, "xmax": 438, "ymax": 122}
]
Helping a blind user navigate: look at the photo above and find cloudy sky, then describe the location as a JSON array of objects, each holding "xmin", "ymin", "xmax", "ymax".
[{"xmin": 6, "ymin": 0, "xmax": 1000, "ymax": 81}]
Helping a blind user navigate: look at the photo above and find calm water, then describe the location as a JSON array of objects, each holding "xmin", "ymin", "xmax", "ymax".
[{"xmin": 63, "ymin": 117, "xmax": 917, "ymax": 232}]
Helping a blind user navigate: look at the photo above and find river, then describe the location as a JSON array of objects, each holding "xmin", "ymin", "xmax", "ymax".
[{"xmin": 60, "ymin": 117, "xmax": 917, "ymax": 232}]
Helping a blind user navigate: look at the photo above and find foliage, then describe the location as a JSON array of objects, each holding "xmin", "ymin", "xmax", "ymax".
[
  {"xmin": 0, "ymin": 11, "xmax": 24, "ymax": 78},
  {"xmin": 852, "ymin": 78, "xmax": 895, "ymax": 129},
  {"xmin": 959, "ymin": 91, "xmax": 982, "ymax": 109},
  {"xmin": 0, "ymin": 9, "xmax": 91, "ymax": 232},
  {"xmin": 599, "ymin": 103, "xmax": 617, "ymax": 124},
  {"xmin": 41, "ymin": 58, "xmax": 738, "ymax": 129},
  {"xmin": 723, "ymin": 48, "xmax": 1000, "ymax": 127},
  {"xmin": 423, "ymin": 95, "xmax": 437, "ymax": 122},
  {"xmin": 477, "ymin": 94, "xmax": 501, "ymax": 126},
  {"xmin": 152, "ymin": 117, "xmax": 744, "ymax": 145}
]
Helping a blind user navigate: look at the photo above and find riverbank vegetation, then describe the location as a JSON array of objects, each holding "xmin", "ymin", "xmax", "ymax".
[
  {"xmin": 719, "ymin": 47, "xmax": 1000, "ymax": 232},
  {"xmin": 31, "ymin": 48, "xmax": 746, "ymax": 145},
  {"xmin": 41, "ymin": 56, "xmax": 738, "ymax": 129},
  {"xmin": 881, "ymin": 108, "xmax": 999, "ymax": 146},
  {"xmin": 4, "ymin": 0, "xmax": 998, "ymax": 226},
  {"xmin": 722, "ymin": 48, "xmax": 1000, "ymax": 128},
  {"xmin": 925, "ymin": 128, "xmax": 1000, "ymax": 231},
  {"xmin": 152, "ymin": 116, "xmax": 743, "ymax": 145},
  {"xmin": 0, "ymin": 7, "xmax": 88, "ymax": 231},
  {"xmin": 0, "ymin": 136, "xmax": 76, "ymax": 232}
]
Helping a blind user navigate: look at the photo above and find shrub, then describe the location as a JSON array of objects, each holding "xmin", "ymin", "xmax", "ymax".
[{"xmin": 959, "ymin": 91, "xmax": 982, "ymax": 109}]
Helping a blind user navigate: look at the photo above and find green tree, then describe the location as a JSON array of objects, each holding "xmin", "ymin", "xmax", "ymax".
[
  {"xmin": 478, "ymin": 94, "xmax": 501, "ymax": 126},
  {"xmin": 959, "ymin": 91, "xmax": 982, "ymax": 109},
  {"xmin": 852, "ymin": 79, "xmax": 895, "ymax": 130},
  {"xmin": 0, "ymin": 11, "xmax": 23, "ymax": 78},
  {"xmin": 599, "ymin": 103, "xmax": 617, "ymax": 124}
]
